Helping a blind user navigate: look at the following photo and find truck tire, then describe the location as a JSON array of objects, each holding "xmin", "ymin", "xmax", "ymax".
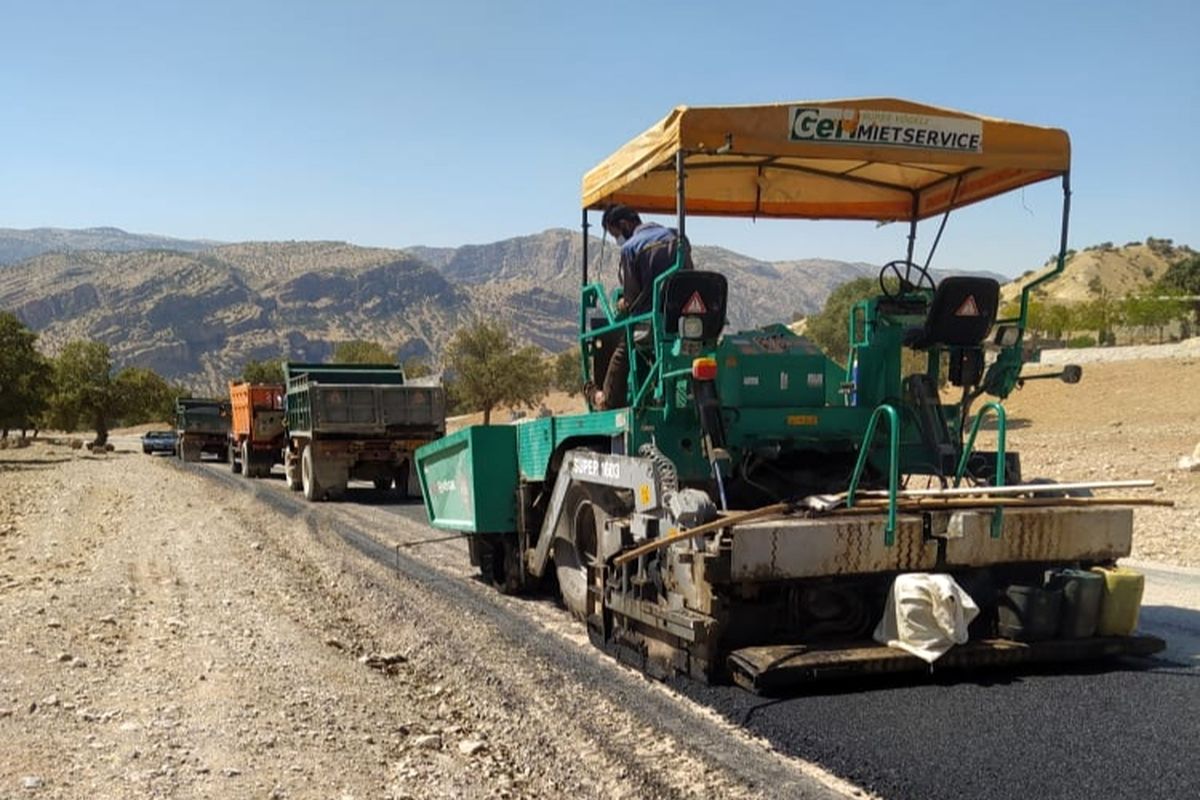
[
  {"xmin": 373, "ymin": 477, "xmax": 393, "ymax": 491},
  {"xmin": 230, "ymin": 442, "xmax": 241, "ymax": 474},
  {"xmin": 397, "ymin": 460, "xmax": 414, "ymax": 500},
  {"xmin": 242, "ymin": 442, "xmax": 254, "ymax": 478},
  {"xmin": 301, "ymin": 447, "xmax": 324, "ymax": 501},
  {"xmin": 285, "ymin": 451, "xmax": 303, "ymax": 491}
]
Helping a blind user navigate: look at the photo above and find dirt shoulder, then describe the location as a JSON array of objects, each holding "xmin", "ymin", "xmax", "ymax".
[
  {"xmin": 0, "ymin": 441, "xmax": 830, "ymax": 800},
  {"xmin": 975, "ymin": 357, "xmax": 1200, "ymax": 566}
]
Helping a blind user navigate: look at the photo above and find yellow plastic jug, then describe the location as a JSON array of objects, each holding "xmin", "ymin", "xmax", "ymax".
[{"xmin": 1090, "ymin": 566, "xmax": 1145, "ymax": 636}]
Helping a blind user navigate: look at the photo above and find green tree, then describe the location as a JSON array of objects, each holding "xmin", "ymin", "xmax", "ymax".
[
  {"xmin": 1155, "ymin": 254, "xmax": 1200, "ymax": 333},
  {"xmin": 0, "ymin": 313, "xmax": 52, "ymax": 437},
  {"xmin": 330, "ymin": 340, "xmax": 397, "ymax": 365},
  {"xmin": 1043, "ymin": 304, "xmax": 1074, "ymax": 339},
  {"xmin": 402, "ymin": 357, "xmax": 434, "ymax": 379},
  {"xmin": 114, "ymin": 367, "xmax": 178, "ymax": 425},
  {"xmin": 444, "ymin": 321, "xmax": 550, "ymax": 424},
  {"xmin": 242, "ymin": 359, "xmax": 285, "ymax": 385},
  {"xmin": 805, "ymin": 277, "xmax": 878, "ymax": 365},
  {"xmin": 553, "ymin": 348, "xmax": 583, "ymax": 396},
  {"xmin": 47, "ymin": 340, "xmax": 121, "ymax": 446},
  {"xmin": 1075, "ymin": 295, "xmax": 1122, "ymax": 345},
  {"xmin": 1156, "ymin": 254, "xmax": 1200, "ymax": 295},
  {"xmin": 1121, "ymin": 293, "xmax": 1186, "ymax": 344}
]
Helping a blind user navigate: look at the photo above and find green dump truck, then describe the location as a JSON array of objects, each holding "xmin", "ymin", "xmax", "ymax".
[
  {"xmin": 282, "ymin": 362, "xmax": 446, "ymax": 502},
  {"xmin": 175, "ymin": 398, "xmax": 231, "ymax": 463}
]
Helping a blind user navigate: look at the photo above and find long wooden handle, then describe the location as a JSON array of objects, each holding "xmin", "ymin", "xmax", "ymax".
[
  {"xmin": 838, "ymin": 496, "xmax": 1175, "ymax": 512},
  {"xmin": 611, "ymin": 502, "xmax": 791, "ymax": 567}
]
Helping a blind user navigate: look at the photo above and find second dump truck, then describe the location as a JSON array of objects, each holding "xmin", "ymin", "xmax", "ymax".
[
  {"xmin": 282, "ymin": 362, "xmax": 445, "ymax": 501},
  {"xmin": 228, "ymin": 381, "xmax": 286, "ymax": 478},
  {"xmin": 175, "ymin": 397, "xmax": 230, "ymax": 463}
]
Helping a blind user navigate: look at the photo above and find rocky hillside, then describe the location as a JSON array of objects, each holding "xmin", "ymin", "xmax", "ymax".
[
  {"xmin": 0, "ymin": 226, "xmax": 216, "ymax": 265},
  {"xmin": 3, "ymin": 226, "xmax": 1154, "ymax": 395},
  {"xmin": 0, "ymin": 229, "xmax": 887, "ymax": 393},
  {"xmin": 0, "ymin": 246, "xmax": 469, "ymax": 393}
]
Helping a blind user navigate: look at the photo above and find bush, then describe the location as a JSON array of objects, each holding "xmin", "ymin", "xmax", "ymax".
[{"xmin": 1066, "ymin": 336, "xmax": 1096, "ymax": 348}]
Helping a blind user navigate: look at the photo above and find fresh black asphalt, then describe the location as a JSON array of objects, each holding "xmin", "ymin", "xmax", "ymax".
[{"xmin": 376, "ymin": 497, "xmax": 1200, "ymax": 800}]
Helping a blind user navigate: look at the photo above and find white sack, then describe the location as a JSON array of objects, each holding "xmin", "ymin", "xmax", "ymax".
[{"xmin": 873, "ymin": 573, "xmax": 980, "ymax": 663}]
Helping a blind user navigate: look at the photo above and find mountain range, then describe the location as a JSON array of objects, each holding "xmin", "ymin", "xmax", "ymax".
[{"xmin": 0, "ymin": 226, "xmax": 1186, "ymax": 395}]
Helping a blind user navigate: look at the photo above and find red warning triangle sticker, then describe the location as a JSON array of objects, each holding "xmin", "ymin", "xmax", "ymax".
[
  {"xmin": 954, "ymin": 295, "xmax": 980, "ymax": 317},
  {"xmin": 681, "ymin": 291, "xmax": 707, "ymax": 315}
]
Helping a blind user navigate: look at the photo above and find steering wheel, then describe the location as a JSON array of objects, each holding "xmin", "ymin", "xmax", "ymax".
[{"xmin": 879, "ymin": 259, "xmax": 936, "ymax": 298}]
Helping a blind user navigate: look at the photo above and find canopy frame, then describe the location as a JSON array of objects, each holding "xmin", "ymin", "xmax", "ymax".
[{"xmin": 578, "ymin": 100, "xmax": 1073, "ymax": 400}]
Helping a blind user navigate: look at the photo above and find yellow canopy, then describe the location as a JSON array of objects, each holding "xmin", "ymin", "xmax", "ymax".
[{"xmin": 582, "ymin": 98, "xmax": 1070, "ymax": 222}]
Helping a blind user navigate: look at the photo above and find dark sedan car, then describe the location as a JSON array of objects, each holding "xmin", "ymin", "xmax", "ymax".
[{"xmin": 141, "ymin": 430, "xmax": 178, "ymax": 455}]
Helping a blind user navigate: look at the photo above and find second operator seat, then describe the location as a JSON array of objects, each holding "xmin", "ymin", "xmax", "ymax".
[
  {"xmin": 904, "ymin": 275, "xmax": 1000, "ymax": 386},
  {"xmin": 902, "ymin": 275, "xmax": 1000, "ymax": 474}
]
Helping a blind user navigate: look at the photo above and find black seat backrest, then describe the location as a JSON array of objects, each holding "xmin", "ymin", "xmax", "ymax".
[
  {"xmin": 914, "ymin": 276, "xmax": 1000, "ymax": 348},
  {"xmin": 662, "ymin": 271, "xmax": 728, "ymax": 340}
]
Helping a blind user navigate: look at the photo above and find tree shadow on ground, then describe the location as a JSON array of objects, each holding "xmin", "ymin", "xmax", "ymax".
[{"xmin": 0, "ymin": 457, "xmax": 73, "ymax": 471}]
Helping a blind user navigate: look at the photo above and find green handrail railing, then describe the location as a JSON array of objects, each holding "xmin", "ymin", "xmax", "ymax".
[
  {"xmin": 955, "ymin": 401, "xmax": 1008, "ymax": 538},
  {"xmin": 845, "ymin": 403, "xmax": 900, "ymax": 546},
  {"xmin": 579, "ymin": 247, "xmax": 687, "ymax": 412}
]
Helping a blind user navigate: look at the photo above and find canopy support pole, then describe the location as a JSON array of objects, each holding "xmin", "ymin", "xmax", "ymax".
[
  {"xmin": 1018, "ymin": 171, "xmax": 1072, "ymax": 333},
  {"xmin": 904, "ymin": 194, "xmax": 919, "ymax": 264},
  {"xmin": 676, "ymin": 149, "xmax": 686, "ymax": 239},
  {"xmin": 581, "ymin": 208, "xmax": 590, "ymax": 287}
]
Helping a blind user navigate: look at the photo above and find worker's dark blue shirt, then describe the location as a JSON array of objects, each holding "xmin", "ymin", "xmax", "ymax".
[{"xmin": 619, "ymin": 222, "xmax": 692, "ymax": 315}]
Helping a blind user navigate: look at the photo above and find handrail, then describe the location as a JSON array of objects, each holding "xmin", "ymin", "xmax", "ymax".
[
  {"xmin": 955, "ymin": 401, "xmax": 1008, "ymax": 538},
  {"xmin": 845, "ymin": 404, "xmax": 900, "ymax": 546},
  {"xmin": 578, "ymin": 245, "xmax": 688, "ymax": 411}
]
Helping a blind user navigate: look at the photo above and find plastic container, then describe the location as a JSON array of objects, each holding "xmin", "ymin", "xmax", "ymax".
[
  {"xmin": 997, "ymin": 585, "xmax": 1062, "ymax": 642},
  {"xmin": 1044, "ymin": 568, "xmax": 1103, "ymax": 638},
  {"xmin": 1090, "ymin": 566, "xmax": 1145, "ymax": 636}
]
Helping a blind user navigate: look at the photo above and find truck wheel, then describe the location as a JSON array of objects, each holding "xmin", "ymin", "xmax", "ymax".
[
  {"xmin": 487, "ymin": 535, "xmax": 526, "ymax": 595},
  {"xmin": 553, "ymin": 486, "xmax": 605, "ymax": 621},
  {"xmin": 230, "ymin": 442, "xmax": 241, "ymax": 474},
  {"xmin": 396, "ymin": 460, "xmax": 414, "ymax": 500},
  {"xmin": 242, "ymin": 442, "xmax": 254, "ymax": 478},
  {"xmin": 373, "ymin": 477, "xmax": 393, "ymax": 491},
  {"xmin": 285, "ymin": 452, "xmax": 303, "ymax": 491},
  {"xmin": 301, "ymin": 447, "xmax": 324, "ymax": 501}
]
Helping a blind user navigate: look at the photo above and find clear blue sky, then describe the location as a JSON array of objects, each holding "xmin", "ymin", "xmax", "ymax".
[{"xmin": 2, "ymin": 0, "xmax": 1196, "ymax": 276}]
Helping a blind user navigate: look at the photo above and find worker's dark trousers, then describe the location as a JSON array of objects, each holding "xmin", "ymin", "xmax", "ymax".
[{"xmin": 601, "ymin": 337, "xmax": 629, "ymax": 410}]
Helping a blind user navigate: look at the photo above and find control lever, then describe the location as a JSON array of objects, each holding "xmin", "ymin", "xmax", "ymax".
[{"xmin": 1019, "ymin": 364, "xmax": 1082, "ymax": 386}]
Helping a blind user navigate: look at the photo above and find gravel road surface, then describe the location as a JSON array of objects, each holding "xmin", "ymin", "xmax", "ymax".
[{"xmin": 3, "ymin": 417, "xmax": 1197, "ymax": 799}]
